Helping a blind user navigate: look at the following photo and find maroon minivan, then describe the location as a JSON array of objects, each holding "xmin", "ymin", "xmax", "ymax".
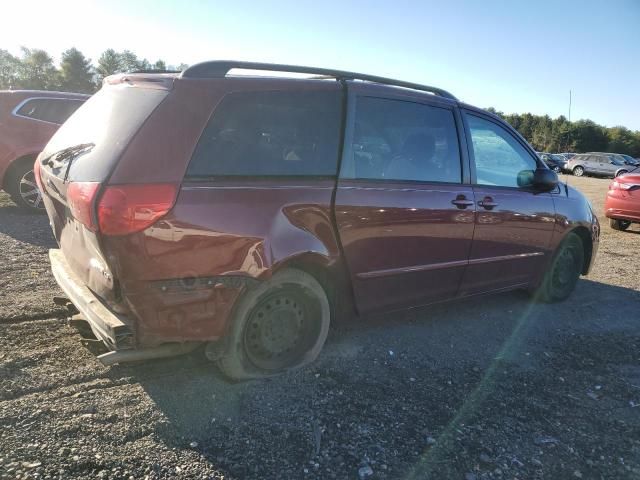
[{"xmin": 38, "ymin": 62, "xmax": 599, "ymax": 379}]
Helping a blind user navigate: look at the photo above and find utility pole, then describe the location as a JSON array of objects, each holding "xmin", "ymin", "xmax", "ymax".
[{"xmin": 568, "ymin": 90, "xmax": 572, "ymax": 122}]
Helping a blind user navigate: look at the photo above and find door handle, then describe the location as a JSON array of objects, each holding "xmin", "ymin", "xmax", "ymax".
[
  {"xmin": 451, "ymin": 196, "xmax": 474, "ymax": 209},
  {"xmin": 478, "ymin": 197, "xmax": 498, "ymax": 210}
]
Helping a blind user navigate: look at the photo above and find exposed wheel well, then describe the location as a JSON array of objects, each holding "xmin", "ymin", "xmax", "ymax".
[
  {"xmin": 3, "ymin": 153, "xmax": 38, "ymax": 191},
  {"xmin": 571, "ymin": 226, "xmax": 593, "ymax": 275},
  {"xmin": 273, "ymin": 255, "xmax": 356, "ymax": 323}
]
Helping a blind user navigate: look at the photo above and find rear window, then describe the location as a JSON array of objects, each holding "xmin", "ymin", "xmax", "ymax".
[
  {"xmin": 15, "ymin": 98, "xmax": 85, "ymax": 124},
  {"xmin": 187, "ymin": 90, "xmax": 342, "ymax": 177},
  {"xmin": 42, "ymin": 86, "xmax": 168, "ymax": 182}
]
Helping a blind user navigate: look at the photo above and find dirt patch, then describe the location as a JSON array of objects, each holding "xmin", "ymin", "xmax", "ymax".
[{"xmin": 1, "ymin": 177, "xmax": 640, "ymax": 479}]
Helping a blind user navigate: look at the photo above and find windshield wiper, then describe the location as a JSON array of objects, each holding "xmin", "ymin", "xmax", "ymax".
[
  {"xmin": 41, "ymin": 143, "xmax": 95, "ymax": 183},
  {"xmin": 62, "ymin": 143, "xmax": 95, "ymax": 182},
  {"xmin": 41, "ymin": 143, "xmax": 94, "ymax": 168}
]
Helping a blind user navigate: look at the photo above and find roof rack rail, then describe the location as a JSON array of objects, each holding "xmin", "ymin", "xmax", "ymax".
[
  {"xmin": 129, "ymin": 69, "xmax": 182, "ymax": 74},
  {"xmin": 180, "ymin": 61, "xmax": 457, "ymax": 100}
]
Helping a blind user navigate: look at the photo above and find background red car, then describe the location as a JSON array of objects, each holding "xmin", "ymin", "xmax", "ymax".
[
  {"xmin": 0, "ymin": 90, "xmax": 89, "ymax": 211},
  {"xmin": 605, "ymin": 173, "xmax": 640, "ymax": 230}
]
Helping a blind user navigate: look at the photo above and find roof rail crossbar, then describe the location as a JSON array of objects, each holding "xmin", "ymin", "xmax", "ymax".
[{"xmin": 180, "ymin": 61, "xmax": 457, "ymax": 100}]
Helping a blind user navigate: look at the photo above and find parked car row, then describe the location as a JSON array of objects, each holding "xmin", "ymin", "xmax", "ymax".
[
  {"xmin": 0, "ymin": 90, "xmax": 90, "ymax": 210},
  {"xmin": 564, "ymin": 152, "xmax": 639, "ymax": 178},
  {"xmin": 536, "ymin": 151, "xmax": 639, "ymax": 179}
]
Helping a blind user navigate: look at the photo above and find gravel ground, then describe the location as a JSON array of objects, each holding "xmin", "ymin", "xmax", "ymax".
[{"xmin": 1, "ymin": 176, "xmax": 639, "ymax": 480}]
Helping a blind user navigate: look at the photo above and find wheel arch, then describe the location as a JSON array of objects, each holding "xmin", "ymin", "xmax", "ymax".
[
  {"xmin": 2, "ymin": 152, "xmax": 39, "ymax": 191},
  {"xmin": 268, "ymin": 252, "xmax": 357, "ymax": 323},
  {"xmin": 569, "ymin": 226, "xmax": 593, "ymax": 275}
]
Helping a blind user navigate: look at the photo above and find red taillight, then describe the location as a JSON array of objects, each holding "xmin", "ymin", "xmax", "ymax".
[
  {"xmin": 611, "ymin": 180, "xmax": 632, "ymax": 191},
  {"xmin": 97, "ymin": 184, "xmax": 177, "ymax": 236},
  {"xmin": 67, "ymin": 182, "xmax": 101, "ymax": 230},
  {"xmin": 33, "ymin": 159, "xmax": 45, "ymax": 193}
]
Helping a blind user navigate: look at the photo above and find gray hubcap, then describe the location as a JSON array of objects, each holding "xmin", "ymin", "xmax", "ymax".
[{"xmin": 18, "ymin": 170, "xmax": 44, "ymax": 209}]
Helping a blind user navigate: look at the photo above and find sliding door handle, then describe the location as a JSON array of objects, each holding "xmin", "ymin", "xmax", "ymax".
[
  {"xmin": 451, "ymin": 196, "xmax": 474, "ymax": 209},
  {"xmin": 478, "ymin": 197, "xmax": 498, "ymax": 210}
]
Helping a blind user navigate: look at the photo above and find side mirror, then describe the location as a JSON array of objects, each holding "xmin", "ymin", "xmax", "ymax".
[{"xmin": 532, "ymin": 168, "xmax": 558, "ymax": 191}]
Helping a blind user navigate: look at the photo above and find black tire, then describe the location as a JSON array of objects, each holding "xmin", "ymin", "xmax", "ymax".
[
  {"xmin": 610, "ymin": 218, "xmax": 631, "ymax": 231},
  {"xmin": 4, "ymin": 157, "xmax": 45, "ymax": 212},
  {"xmin": 572, "ymin": 166, "xmax": 584, "ymax": 177},
  {"xmin": 552, "ymin": 165, "xmax": 561, "ymax": 173},
  {"xmin": 615, "ymin": 170, "xmax": 628, "ymax": 178},
  {"xmin": 215, "ymin": 268, "xmax": 330, "ymax": 381},
  {"xmin": 533, "ymin": 232, "xmax": 584, "ymax": 303}
]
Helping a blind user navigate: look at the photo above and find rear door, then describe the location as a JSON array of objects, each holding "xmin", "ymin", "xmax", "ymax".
[
  {"xmin": 459, "ymin": 111, "xmax": 556, "ymax": 294},
  {"xmin": 39, "ymin": 85, "xmax": 170, "ymax": 304},
  {"xmin": 334, "ymin": 88, "xmax": 475, "ymax": 313},
  {"xmin": 592, "ymin": 155, "xmax": 608, "ymax": 175}
]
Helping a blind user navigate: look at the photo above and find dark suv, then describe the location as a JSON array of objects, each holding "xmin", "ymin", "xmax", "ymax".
[
  {"xmin": 0, "ymin": 90, "xmax": 89, "ymax": 210},
  {"xmin": 39, "ymin": 62, "xmax": 599, "ymax": 380},
  {"xmin": 538, "ymin": 153, "xmax": 566, "ymax": 173}
]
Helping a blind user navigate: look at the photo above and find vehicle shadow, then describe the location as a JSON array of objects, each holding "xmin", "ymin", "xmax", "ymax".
[
  {"xmin": 0, "ymin": 195, "xmax": 56, "ymax": 248},
  {"xmin": 104, "ymin": 278, "xmax": 640, "ymax": 478}
]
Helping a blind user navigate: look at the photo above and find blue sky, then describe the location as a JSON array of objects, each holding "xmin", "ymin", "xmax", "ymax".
[{"xmin": 3, "ymin": 0, "xmax": 639, "ymax": 129}]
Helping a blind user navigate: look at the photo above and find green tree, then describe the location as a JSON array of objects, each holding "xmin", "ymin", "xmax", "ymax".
[
  {"xmin": 119, "ymin": 50, "xmax": 142, "ymax": 72},
  {"xmin": 607, "ymin": 126, "xmax": 637, "ymax": 155},
  {"xmin": 0, "ymin": 49, "xmax": 20, "ymax": 88},
  {"xmin": 153, "ymin": 59, "xmax": 167, "ymax": 70},
  {"xmin": 96, "ymin": 49, "xmax": 122, "ymax": 82},
  {"xmin": 17, "ymin": 47, "xmax": 59, "ymax": 90},
  {"xmin": 59, "ymin": 47, "xmax": 95, "ymax": 93},
  {"xmin": 570, "ymin": 120, "xmax": 608, "ymax": 152}
]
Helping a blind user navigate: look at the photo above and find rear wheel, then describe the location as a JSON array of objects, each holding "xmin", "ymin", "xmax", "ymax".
[
  {"xmin": 533, "ymin": 232, "xmax": 584, "ymax": 303},
  {"xmin": 5, "ymin": 158, "xmax": 44, "ymax": 212},
  {"xmin": 572, "ymin": 166, "xmax": 584, "ymax": 177},
  {"xmin": 215, "ymin": 268, "xmax": 330, "ymax": 381},
  {"xmin": 610, "ymin": 218, "xmax": 631, "ymax": 231}
]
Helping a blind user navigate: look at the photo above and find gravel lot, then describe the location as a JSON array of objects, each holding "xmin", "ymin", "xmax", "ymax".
[{"xmin": 1, "ymin": 176, "xmax": 639, "ymax": 480}]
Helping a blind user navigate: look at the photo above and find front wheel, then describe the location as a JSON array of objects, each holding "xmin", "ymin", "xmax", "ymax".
[
  {"xmin": 610, "ymin": 218, "xmax": 631, "ymax": 231},
  {"xmin": 533, "ymin": 232, "xmax": 584, "ymax": 303},
  {"xmin": 572, "ymin": 166, "xmax": 584, "ymax": 177},
  {"xmin": 215, "ymin": 268, "xmax": 331, "ymax": 381},
  {"xmin": 552, "ymin": 165, "xmax": 561, "ymax": 173},
  {"xmin": 5, "ymin": 158, "xmax": 45, "ymax": 212}
]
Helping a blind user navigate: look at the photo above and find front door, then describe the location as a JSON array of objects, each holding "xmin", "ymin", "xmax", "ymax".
[
  {"xmin": 334, "ymin": 92, "xmax": 475, "ymax": 314},
  {"xmin": 459, "ymin": 111, "xmax": 556, "ymax": 295}
]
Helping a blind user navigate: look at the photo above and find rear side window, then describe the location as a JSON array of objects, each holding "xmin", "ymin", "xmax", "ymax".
[
  {"xmin": 187, "ymin": 90, "xmax": 342, "ymax": 177},
  {"xmin": 15, "ymin": 98, "xmax": 85, "ymax": 124},
  {"xmin": 341, "ymin": 97, "xmax": 461, "ymax": 183}
]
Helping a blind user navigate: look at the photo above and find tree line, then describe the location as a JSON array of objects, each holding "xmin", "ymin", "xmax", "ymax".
[
  {"xmin": 1, "ymin": 47, "xmax": 638, "ymax": 158},
  {"xmin": 0, "ymin": 47, "xmax": 186, "ymax": 94},
  {"xmin": 486, "ymin": 108, "xmax": 640, "ymax": 158}
]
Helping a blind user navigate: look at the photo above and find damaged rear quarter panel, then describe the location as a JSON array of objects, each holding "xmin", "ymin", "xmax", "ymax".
[{"xmin": 102, "ymin": 178, "xmax": 342, "ymax": 346}]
